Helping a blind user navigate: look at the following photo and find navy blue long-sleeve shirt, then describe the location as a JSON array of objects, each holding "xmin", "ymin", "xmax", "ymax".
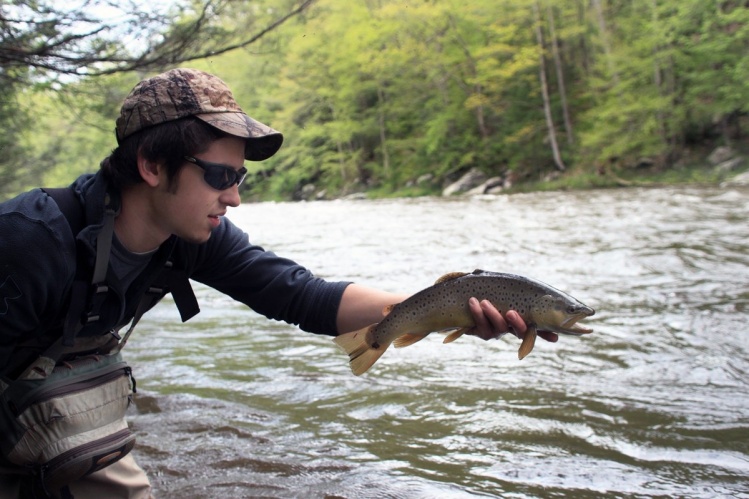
[{"xmin": 0, "ymin": 172, "xmax": 350, "ymax": 376}]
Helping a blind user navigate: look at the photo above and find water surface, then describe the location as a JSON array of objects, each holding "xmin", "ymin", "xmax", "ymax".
[{"xmin": 125, "ymin": 186, "xmax": 749, "ymax": 498}]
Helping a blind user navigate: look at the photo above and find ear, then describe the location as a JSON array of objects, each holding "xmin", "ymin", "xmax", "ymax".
[{"xmin": 137, "ymin": 153, "xmax": 165, "ymax": 187}]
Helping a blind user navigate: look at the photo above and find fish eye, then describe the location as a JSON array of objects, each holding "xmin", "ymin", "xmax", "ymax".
[{"xmin": 567, "ymin": 306, "xmax": 578, "ymax": 314}]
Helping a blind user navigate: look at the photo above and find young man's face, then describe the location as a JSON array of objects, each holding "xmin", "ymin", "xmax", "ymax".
[{"xmin": 155, "ymin": 136, "xmax": 245, "ymax": 244}]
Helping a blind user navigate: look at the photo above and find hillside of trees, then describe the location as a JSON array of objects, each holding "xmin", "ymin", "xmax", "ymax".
[{"xmin": 2, "ymin": 0, "xmax": 747, "ymax": 201}]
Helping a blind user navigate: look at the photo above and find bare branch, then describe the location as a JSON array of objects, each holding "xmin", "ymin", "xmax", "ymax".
[{"xmin": 0, "ymin": 0, "xmax": 316, "ymax": 79}]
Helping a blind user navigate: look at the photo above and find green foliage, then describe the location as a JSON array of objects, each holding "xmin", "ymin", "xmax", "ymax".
[
  {"xmin": 0, "ymin": 83, "xmax": 30, "ymax": 198},
  {"xmin": 4, "ymin": 0, "xmax": 747, "ymax": 200},
  {"xmin": 578, "ymin": 0, "xmax": 748, "ymax": 169},
  {"xmin": 32, "ymin": 73, "xmax": 141, "ymax": 189}
]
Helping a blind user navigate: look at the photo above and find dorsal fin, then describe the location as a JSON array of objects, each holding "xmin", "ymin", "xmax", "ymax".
[
  {"xmin": 434, "ymin": 272, "xmax": 469, "ymax": 285},
  {"xmin": 383, "ymin": 303, "xmax": 397, "ymax": 316}
]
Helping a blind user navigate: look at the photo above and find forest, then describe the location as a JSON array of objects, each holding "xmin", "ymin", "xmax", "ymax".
[{"xmin": 1, "ymin": 0, "xmax": 747, "ymax": 201}]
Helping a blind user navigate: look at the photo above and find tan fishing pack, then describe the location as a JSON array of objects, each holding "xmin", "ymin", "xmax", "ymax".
[{"xmin": 0, "ymin": 345, "xmax": 136, "ymax": 494}]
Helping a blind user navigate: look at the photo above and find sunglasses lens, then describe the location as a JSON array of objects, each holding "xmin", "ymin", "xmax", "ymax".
[
  {"xmin": 204, "ymin": 166, "xmax": 234, "ymax": 190},
  {"xmin": 185, "ymin": 156, "xmax": 247, "ymax": 190}
]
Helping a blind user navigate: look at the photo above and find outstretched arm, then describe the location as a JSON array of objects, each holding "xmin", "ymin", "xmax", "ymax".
[{"xmin": 335, "ymin": 284, "xmax": 407, "ymax": 334}]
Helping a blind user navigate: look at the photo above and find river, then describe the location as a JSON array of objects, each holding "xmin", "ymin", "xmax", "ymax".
[{"xmin": 124, "ymin": 185, "xmax": 749, "ymax": 498}]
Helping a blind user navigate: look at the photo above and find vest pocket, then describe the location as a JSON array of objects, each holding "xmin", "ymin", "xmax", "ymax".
[{"xmin": 0, "ymin": 353, "xmax": 137, "ymax": 493}]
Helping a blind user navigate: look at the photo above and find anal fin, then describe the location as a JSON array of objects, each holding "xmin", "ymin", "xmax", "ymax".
[
  {"xmin": 443, "ymin": 327, "xmax": 471, "ymax": 344},
  {"xmin": 393, "ymin": 333, "xmax": 429, "ymax": 348}
]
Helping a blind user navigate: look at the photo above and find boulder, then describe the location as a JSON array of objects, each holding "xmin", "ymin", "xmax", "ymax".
[
  {"xmin": 466, "ymin": 176, "xmax": 505, "ymax": 196},
  {"xmin": 634, "ymin": 157, "xmax": 655, "ymax": 169},
  {"xmin": 708, "ymin": 146, "xmax": 735, "ymax": 166},
  {"xmin": 722, "ymin": 170, "xmax": 749, "ymax": 187},
  {"xmin": 298, "ymin": 183, "xmax": 316, "ymax": 201},
  {"xmin": 342, "ymin": 192, "xmax": 368, "ymax": 200},
  {"xmin": 417, "ymin": 173, "xmax": 434, "ymax": 185},
  {"xmin": 442, "ymin": 168, "xmax": 488, "ymax": 196},
  {"xmin": 715, "ymin": 157, "xmax": 745, "ymax": 173}
]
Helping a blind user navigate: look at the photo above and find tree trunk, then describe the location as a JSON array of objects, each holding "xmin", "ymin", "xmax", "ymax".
[
  {"xmin": 649, "ymin": 0, "xmax": 670, "ymax": 148},
  {"xmin": 446, "ymin": 13, "xmax": 489, "ymax": 140},
  {"xmin": 533, "ymin": 2, "xmax": 566, "ymax": 171},
  {"xmin": 591, "ymin": 0, "xmax": 620, "ymax": 84},
  {"xmin": 474, "ymin": 84, "xmax": 490, "ymax": 140},
  {"xmin": 377, "ymin": 85, "xmax": 391, "ymax": 176},
  {"xmin": 336, "ymin": 140, "xmax": 348, "ymax": 183},
  {"xmin": 546, "ymin": 1, "xmax": 574, "ymax": 145}
]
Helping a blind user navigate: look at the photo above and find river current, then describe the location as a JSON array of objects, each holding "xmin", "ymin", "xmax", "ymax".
[{"xmin": 125, "ymin": 185, "xmax": 749, "ymax": 498}]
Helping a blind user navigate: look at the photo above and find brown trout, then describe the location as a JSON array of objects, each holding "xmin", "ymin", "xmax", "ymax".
[{"xmin": 334, "ymin": 270, "xmax": 595, "ymax": 375}]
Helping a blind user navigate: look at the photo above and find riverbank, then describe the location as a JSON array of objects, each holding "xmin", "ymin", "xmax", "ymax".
[
  {"xmin": 515, "ymin": 155, "xmax": 749, "ymax": 195},
  {"xmin": 304, "ymin": 144, "xmax": 749, "ymax": 201},
  {"xmin": 437, "ymin": 144, "xmax": 748, "ymax": 197}
]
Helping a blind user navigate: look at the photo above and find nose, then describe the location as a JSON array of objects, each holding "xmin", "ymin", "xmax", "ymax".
[{"xmin": 220, "ymin": 183, "xmax": 241, "ymax": 207}]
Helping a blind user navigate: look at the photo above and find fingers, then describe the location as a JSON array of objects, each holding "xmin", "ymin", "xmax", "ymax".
[
  {"xmin": 508, "ymin": 315, "xmax": 558, "ymax": 343},
  {"xmin": 469, "ymin": 297, "xmax": 511, "ymax": 340},
  {"xmin": 468, "ymin": 298, "xmax": 497, "ymax": 340},
  {"xmin": 504, "ymin": 310, "xmax": 527, "ymax": 336},
  {"xmin": 467, "ymin": 300, "xmax": 559, "ymax": 343}
]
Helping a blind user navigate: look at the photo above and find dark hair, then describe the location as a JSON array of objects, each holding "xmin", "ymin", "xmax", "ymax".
[{"xmin": 101, "ymin": 117, "xmax": 226, "ymax": 191}]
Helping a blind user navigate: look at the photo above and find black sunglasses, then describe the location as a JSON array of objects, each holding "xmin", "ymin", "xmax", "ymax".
[{"xmin": 184, "ymin": 156, "xmax": 248, "ymax": 190}]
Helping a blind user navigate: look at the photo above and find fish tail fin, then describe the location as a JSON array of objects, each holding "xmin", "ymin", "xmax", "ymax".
[
  {"xmin": 518, "ymin": 326, "xmax": 537, "ymax": 360},
  {"xmin": 393, "ymin": 333, "xmax": 428, "ymax": 348},
  {"xmin": 334, "ymin": 325, "xmax": 390, "ymax": 375},
  {"xmin": 443, "ymin": 327, "xmax": 471, "ymax": 344}
]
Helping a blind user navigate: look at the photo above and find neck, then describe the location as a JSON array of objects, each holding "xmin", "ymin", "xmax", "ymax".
[{"xmin": 114, "ymin": 185, "xmax": 168, "ymax": 253}]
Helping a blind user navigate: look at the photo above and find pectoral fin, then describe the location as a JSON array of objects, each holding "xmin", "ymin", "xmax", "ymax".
[{"xmin": 517, "ymin": 326, "xmax": 537, "ymax": 360}]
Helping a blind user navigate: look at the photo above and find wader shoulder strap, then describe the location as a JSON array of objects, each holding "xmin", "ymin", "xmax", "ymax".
[
  {"xmin": 16, "ymin": 188, "xmax": 114, "ymax": 379},
  {"xmin": 22, "ymin": 187, "xmax": 199, "ymax": 376},
  {"xmin": 43, "ymin": 187, "xmax": 85, "ymax": 235},
  {"xmin": 42, "ymin": 187, "xmax": 116, "ymax": 347},
  {"xmin": 111, "ymin": 263, "xmax": 200, "ymax": 355},
  {"xmin": 44, "ymin": 187, "xmax": 199, "ymax": 326}
]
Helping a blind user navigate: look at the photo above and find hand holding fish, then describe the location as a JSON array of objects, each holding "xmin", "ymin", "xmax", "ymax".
[
  {"xmin": 467, "ymin": 298, "xmax": 559, "ymax": 344},
  {"xmin": 335, "ymin": 270, "xmax": 594, "ymax": 375}
]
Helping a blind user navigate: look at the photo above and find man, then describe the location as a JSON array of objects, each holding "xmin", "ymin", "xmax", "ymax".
[{"xmin": 0, "ymin": 68, "xmax": 556, "ymax": 498}]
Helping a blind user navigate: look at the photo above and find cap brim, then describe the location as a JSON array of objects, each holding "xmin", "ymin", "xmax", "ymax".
[{"xmin": 196, "ymin": 112, "xmax": 283, "ymax": 161}]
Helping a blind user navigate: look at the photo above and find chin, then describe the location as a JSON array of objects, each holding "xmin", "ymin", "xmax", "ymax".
[{"xmin": 181, "ymin": 231, "xmax": 212, "ymax": 245}]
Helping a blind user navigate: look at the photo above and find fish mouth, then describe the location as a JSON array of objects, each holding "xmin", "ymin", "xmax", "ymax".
[{"xmin": 557, "ymin": 312, "xmax": 594, "ymax": 335}]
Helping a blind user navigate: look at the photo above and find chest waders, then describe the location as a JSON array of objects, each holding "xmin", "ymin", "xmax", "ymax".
[{"xmin": 0, "ymin": 187, "xmax": 200, "ymax": 498}]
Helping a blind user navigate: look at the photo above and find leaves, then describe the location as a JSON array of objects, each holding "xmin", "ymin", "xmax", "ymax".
[{"xmin": 2, "ymin": 0, "xmax": 747, "ymax": 200}]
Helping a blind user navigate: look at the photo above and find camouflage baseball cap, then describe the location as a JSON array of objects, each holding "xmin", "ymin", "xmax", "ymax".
[{"xmin": 115, "ymin": 68, "xmax": 283, "ymax": 161}]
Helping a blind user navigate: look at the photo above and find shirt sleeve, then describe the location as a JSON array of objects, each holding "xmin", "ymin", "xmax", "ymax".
[
  {"xmin": 182, "ymin": 217, "xmax": 350, "ymax": 336},
  {"xmin": 0, "ymin": 191, "xmax": 76, "ymax": 369}
]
